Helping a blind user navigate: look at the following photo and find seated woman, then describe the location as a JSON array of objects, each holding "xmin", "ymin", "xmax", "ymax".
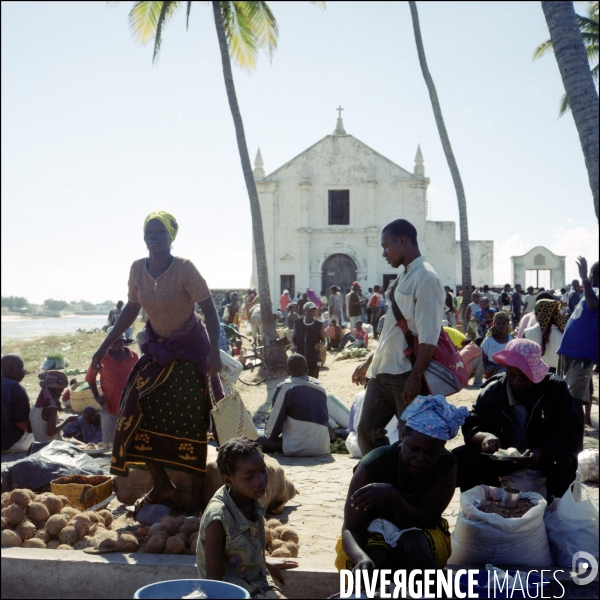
[
  {"xmin": 339, "ymin": 396, "xmax": 468, "ymax": 574},
  {"xmin": 326, "ymin": 319, "xmax": 343, "ymax": 350},
  {"xmin": 481, "ymin": 311, "xmax": 513, "ymax": 379},
  {"xmin": 523, "ymin": 299, "xmax": 566, "ymax": 372}
]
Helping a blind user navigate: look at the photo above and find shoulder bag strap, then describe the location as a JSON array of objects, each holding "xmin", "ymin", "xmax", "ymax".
[{"xmin": 389, "ymin": 278, "xmax": 417, "ymax": 366}]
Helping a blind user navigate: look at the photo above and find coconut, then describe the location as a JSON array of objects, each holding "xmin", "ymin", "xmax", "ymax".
[
  {"xmin": 16, "ymin": 520, "xmax": 36, "ymax": 541},
  {"xmin": 174, "ymin": 515, "xmax": 186, "ymax": 527},
  {"xmin": 284, "ymin": 541, "xmax": 299, "ymax": 557},
  {"xmin": 189, "ymin": 531, "xmax": 199, "ymax": 551},
  {"xmin": 82, "ymin": 511, "xmax": 100, "ymax": 524},
  {"xmin": 9, "ymin": 489, "xmax": 31, "ymax": 508},
  {"xmin": 266, "ymin": 518, "xmax": 282, "ymax": 529},
  {"xmin": 24, "ymin": 538, "xmax": 46, "ymax": 549},
  {"xmin": 40, "ymin": 494, "xmax": 63, "ymax": 515},
  {"xmin": 136, "ymin": 546, "xmax": 147, "ymax": 553},
  {"xmin": 116, "ymin": 533, "xmax": 139, "ymax": 552},
  {"xmin": 271, "ymin": 547, "xmax": 291, "ymax": 558},
  {"xmin": 179, "ymin": 517, "xmax": 200, "ymax": 536},
  {"xmin": 57, "ymin": 495, "xmax": 69, "ymax": 507},
  {"xmin": 58, "ymin": 526, "xmax": 80, "ymax": 546},
  {"xmin": 57, "ymin": 544, "xmax": 74, "ymax": 550},
  {"xmin": 1, "ymin": 492, "xmax": 10, "ymax": 508},
  {"xmin": 45, "ymin": 514, "xmax": 68, "ymax": 538},
  {"xmin": 88, "ymin": 523, "xmax": 105, "ymax": 537},
  {"xmin": 278, "ymin": 527, "xmax": 299, "ymax": 544},
  {"xmin": 98, "ymin": 509, "xmax": 113, "ymax": 527},
  {"xmin": 145, "ymin": 531, "xmax": 168, "ymax": 554},
  {"xmin": 164, "ymin": 535, "xmax": 185, "ymax": 554},
  {"xmin": 26, "ymin": 502, "xmax": 49, "ymax": 525},
  {"xmin": 1, "ymin": 516, "xmax": 7, "ymax": 531},
  {"xmin": 1, "ymin": 529, "xmax": 23, "ymax": 547},
  {"xmin": 35, "ymin": 529, "xmax": 51, "ymax": 543},
  {"xmin": 159, "ymin": 515, "xmax": 178, "ymax": 536},
  {"xmin": 175, "ymin": 532, "xmax": 189, "ymax": 546},
  {"xmin": 46, "ymin": 539, "xmax": 61, "ymax": 549},
  {"xmin": 3, "ymin": 504, "xmax": 26, "ymax": 528},
  {"xmin": 148, "ymin": 523, "xmax": 162, "ymax": 536},
  {"xmin": 72, "ymin": 521, "xmax": 88, "ymax": 538},
  {"xmin": 265, "ymin": 528, "xmax": 272, "ymax": 545},
  {"xmin": 61, "ymin": 507, "xmax": 80, "ymax": 520},
  {"xmin": 73, "ymin": 537, "xmax": 92, "ymax": 550},
  {"xmin": 270, "ymin": 539, "xmax": 285, "ymax": 550}
]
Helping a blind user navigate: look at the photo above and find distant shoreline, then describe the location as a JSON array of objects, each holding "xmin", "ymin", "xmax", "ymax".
[{"xmin": 2, "ymin": 313, "xmax": 107, "ymax": 322}]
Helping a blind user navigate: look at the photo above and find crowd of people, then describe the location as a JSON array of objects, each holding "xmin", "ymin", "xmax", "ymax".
[{"xmin": 1, "ymin": 212, "xmax": 597, "ymax": 598}]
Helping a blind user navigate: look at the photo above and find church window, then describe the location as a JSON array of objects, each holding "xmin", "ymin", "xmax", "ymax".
[{"xmin": 328, "ymin": 190, "xmax": 350, "ymax": 225}]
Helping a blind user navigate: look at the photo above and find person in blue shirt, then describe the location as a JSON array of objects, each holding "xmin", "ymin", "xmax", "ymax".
[
  {"xmin": 558, "ymin": 257, "xmax": 599, "ymax": 427},
  {"xmin": 62, "ymin": 406, "xmax": 102, "ymax": 444}
]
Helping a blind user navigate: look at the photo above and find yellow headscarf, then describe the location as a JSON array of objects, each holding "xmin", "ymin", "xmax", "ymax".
[{"xmin": 143, "ymin": 211, "xmax": 179, "ymax": 241}]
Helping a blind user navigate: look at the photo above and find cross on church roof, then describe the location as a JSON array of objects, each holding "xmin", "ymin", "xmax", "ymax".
[{"xmin": 334, "ymin": 105, "xmax": 346, "ymax": 135}]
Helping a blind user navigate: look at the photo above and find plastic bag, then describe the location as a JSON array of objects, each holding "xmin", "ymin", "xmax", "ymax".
[
  {"xmin": 544, "ymin": 481, "xmax": 599, "ymax": 567},
  {"xmin": 449, "ymin": 485, "xmax": 553, "ymax": 567},
  {"xmin": 498, "ymin": 469, "xmax": 547, "ymax": 498},
  {"xmin": 0, "ymin": 440, "xmax": 103, "ymax": 492},
  {"xmin": 219, "ymin": 349, "xmax": 243, "ymax": 383},
  {"xmin": 327, "ymin": 394, "xmax": 351, "ymax": 428},
  {"xmin": 136, "ymin": 503, "xmax": 172, "ymax": 525},
  {"xmin": 577, "ymin": 449, "xmax": 599, "ymax": 483}
]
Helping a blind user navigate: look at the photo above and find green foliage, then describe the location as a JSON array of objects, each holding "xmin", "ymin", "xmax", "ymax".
[
  {"xmin": 46, "ymin": 351, "xmax": 66, "ymax": 361},
  {"xmin": 44, "ymin": 299, "xmax": 69, "ymax": 311},
  {"xmin": 1, "ymin": 296, "xmax": 29, "ymax": 310},
  {"xmin": 534, "ymin": 1, "xmax": 598, "ymax": 117},
  {"xmin": 80, "ymin": 300, "xmax": 96, "ymax": 311}
]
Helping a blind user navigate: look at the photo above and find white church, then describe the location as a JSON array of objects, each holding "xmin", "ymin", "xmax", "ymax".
[{"xmin": 251, "ymin": 110, "xmax": 493, "ymax": 300}]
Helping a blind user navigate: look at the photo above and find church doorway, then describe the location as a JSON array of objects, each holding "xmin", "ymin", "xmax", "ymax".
[{"xmin": 321, "ymin": 254, "xmax": 357, "ymax": 296}]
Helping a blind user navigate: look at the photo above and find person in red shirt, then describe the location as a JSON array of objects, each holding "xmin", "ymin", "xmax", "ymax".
[
  {"xmin": 339, "ymin": 321, "xmax": 369, "ymax": 351},
  {"xmin": 85, "ymin": 329, "xmax": 138, "ymax": 445},
  {"xmin": 326, "ymin": 318, "xmax": 344, "ymax": 350}
]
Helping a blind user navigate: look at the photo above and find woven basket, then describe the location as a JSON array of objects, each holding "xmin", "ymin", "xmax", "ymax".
[
  {"xmin": 70, "ymin": 383, "xmax": 103, "ymax": 413},
  {"xmin": 50, "ymin": 474, "xmax": 113, "ymax": 510}
]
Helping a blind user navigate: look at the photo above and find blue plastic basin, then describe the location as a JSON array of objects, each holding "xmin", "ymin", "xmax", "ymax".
[{"xmin": 133, "ymin": 579, "xmax": 250, "ymax": 599}]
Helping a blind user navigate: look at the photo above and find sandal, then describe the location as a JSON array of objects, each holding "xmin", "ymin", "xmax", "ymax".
[{"xmin": 129, "ymin": 493, "xmax": 173, "ymax": 517}]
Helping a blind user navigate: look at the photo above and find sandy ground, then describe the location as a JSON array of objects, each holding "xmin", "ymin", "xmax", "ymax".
[{"xmin": 237, "ymin": 339, "xmax": 599, "ymax": 562}]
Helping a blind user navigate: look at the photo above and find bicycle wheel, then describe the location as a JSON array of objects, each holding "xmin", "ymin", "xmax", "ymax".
[{"xmin": 238, "ymin": 353, "xmax": 269, "ymax": 385}]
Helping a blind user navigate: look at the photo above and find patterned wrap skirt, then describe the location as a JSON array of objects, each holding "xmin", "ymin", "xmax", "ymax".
[{"xmin": 110, "ymin": 358, "xmax": 209, "ymax": 477}]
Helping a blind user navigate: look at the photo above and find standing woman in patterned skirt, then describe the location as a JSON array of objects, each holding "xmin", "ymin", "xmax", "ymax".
[{"xmin": 90, "ymin": 211, "xmax": 222, "ymax": 513}]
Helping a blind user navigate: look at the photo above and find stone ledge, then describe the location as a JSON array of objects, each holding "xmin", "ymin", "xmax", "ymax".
[{"xmin": 2, "ymin": 549, "xmax": 598, "ymax": 599}]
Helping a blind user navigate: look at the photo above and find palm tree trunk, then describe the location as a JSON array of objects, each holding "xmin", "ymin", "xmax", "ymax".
[
  {"xmin": 408, "ymin": 1, "xmax": 473, "ymax": 328},
  {"xmin": 212, "ymin": 1, "xmax": 285, "ymax": 365},
  {"xmin": 542, "ymin": 1, "xmax": 599, "ymax": 221}
]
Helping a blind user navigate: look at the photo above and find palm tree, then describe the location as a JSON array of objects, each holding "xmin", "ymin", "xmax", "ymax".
[
  {"xmin": 534, "ymin": 1, "xmax": 598, "ymax": 117},
  {"xmin": 407, "ymin": 1, "xmax": 473, "ymax": 324},
  {"xmin": 541, "ymin": 1, "xmax": 599, "ymax": 221},
  {"xmin": 125, "ymin": 1, "xmax": 290, "ymax": 364}
]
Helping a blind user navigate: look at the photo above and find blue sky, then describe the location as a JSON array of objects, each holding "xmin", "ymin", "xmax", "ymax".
[{"xmin": 2, "ymin": 1, "xmax": 598, "ymax": 304}]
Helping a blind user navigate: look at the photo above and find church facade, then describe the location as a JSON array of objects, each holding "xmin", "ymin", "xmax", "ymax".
[{"xmin": 251, "ymin": 114, "xmax": 493, "ymax": 301}]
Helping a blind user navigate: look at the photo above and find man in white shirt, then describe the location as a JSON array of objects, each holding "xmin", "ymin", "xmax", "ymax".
[{"xmin": 351, "ymin": 219, "xmax": 445, "ymax": 455}]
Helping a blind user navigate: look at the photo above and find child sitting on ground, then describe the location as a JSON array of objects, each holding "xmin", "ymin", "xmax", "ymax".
[
  {"xmin": 197, "ymin": 437, "xmax": 298, "ymax": 598},
  {"xmin": 232, "ymin": 340, "xmax": 247, "ymax": 366}
]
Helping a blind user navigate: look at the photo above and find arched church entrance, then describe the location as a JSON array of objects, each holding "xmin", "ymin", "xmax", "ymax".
[{"xmin": 321, "ymin": 254, "xmax": 357, "ymax": 296}]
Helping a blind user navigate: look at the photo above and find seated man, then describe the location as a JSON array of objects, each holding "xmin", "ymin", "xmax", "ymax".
[
  {"xmin": 1, "ymin": 355, "xmax": 33, "ymax": 453},
  {"xmin": 257, "ymin": 354, "xmax": 330, "ymax": 456},
  {"xmin": 62, "ymin": 406, "xmax": 103, "ymax": 444},
  {"xmin": 339, "ymin": 395, "xmax": 469, "ymax": 574},
  {"xmin": 339, "ymin": 320, "xmax": 369, "ymax": 351},
  {"xmin": 452, "ymin": 338, "xmax": 581, "ymax": 499}
]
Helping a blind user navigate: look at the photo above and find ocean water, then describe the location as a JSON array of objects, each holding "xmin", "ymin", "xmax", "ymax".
[{"xmin": 1, "ymin": 315, "xmax": 109, "ymax": 341}]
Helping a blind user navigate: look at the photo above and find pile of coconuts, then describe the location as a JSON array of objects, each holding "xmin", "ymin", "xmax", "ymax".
[
  {"xmin": 265, "ymin": 518, "xmax": 299, "ymax": 558},
  {"xmin": 1, "ymin": 489, "xmax": 116, "ymax": 551},
  {"xmin": 134, "ymin": 515, "xmax": 200, "ymax": 555}
]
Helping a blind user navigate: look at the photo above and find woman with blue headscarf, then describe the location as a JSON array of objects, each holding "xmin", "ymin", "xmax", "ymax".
[
  {"xmin": 90, "ymin": 211, "xmax": 223, "ymax": 514},
  {"xmin": 337, "ymin": 395, "xmax": 468, "ymax": 575}
]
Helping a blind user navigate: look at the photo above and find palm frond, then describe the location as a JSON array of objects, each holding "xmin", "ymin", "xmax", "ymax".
[
  {"xmin": 129, "ymin": 1, "xmax": 165, "ymax": 44},
  {"xmin": 239, "ymin": 1, "xmax": 279, "ymax": 60},
  {"xmin": 186, "ymin": 0, "xmax": 192, "ymax": 30},
  {"xmin": 309, "ymin": 1, "xmax": 327, "ymax": 7},
  {"xmin": 558, "ymin": 92, "xmax": 571, "ymax": 117},
  {"xmin": 153, "ymin": 0, "xmax": 177, "ymax": 61},
  {"xmin": 533, "ymin": 39, "xmax": 553, "ymax": 60},
  {"xmin": 577, "ymin": 14, "xmax": 598, "ymax": 34},
  {"xmin": 221, "ymin": 1, "xmax": 259, "ymax": 71}
]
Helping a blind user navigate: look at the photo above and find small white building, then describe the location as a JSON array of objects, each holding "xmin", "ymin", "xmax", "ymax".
[
  {"xmin": 251, "ymin": 111, "xmax": 493, "ymax": 301},
  {"xmin": 511, "ymin": 246, "xmax": 566, "ymax": 290}
]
